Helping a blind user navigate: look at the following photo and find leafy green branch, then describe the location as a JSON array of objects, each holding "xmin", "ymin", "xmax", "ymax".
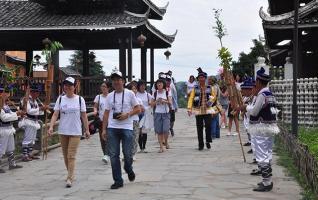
[{"xmin": 212, "ymin": 8, "xmax": 227, "ymax": 48}]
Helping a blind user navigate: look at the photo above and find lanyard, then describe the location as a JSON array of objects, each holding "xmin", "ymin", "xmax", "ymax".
[{"xmin": 113, "ymin": 89, "xmax": 125, "ymax": 112}]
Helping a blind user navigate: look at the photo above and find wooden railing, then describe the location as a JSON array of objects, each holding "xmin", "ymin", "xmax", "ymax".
[{"xmin": 1, "ymin": 76, "xmax": 107, "ymax": 103}]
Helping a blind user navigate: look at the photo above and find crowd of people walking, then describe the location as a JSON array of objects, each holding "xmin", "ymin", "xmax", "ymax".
[{"xmin": 0, "ymin": 66, "xmax": 278, "ymax": 192}]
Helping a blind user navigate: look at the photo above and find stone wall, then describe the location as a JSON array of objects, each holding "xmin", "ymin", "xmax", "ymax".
[{"xmin": 270, "ymin": 78, "xmax": 318, "ymax": 127}]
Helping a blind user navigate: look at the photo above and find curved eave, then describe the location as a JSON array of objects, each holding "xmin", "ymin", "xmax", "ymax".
[
  {"xmin": 143, "ymin": 0, "xmax": 168, "ymax": 20},
  {"xmin": 260, "ymin": 0, "xmax": 318, "ymax": 22},
  {"xmin": 145, "ymin": 21, "xmax": 177, "ymax": 46}
]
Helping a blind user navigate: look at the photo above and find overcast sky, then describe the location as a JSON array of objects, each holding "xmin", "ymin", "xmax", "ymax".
[{"xmin": 59, "ymin": 0, "xmax": 269, "ymax": 82}]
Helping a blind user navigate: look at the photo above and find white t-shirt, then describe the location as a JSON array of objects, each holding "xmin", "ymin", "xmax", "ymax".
[
  {"xmin": 54, "ymin": 95, "xmax": 86, "ymax": 136},
  {"xmin": 131, "ymin": 97, "xmax": 142, "ymax": 121},
  {"xmin": 94, "ymin": 94, "xmax": 108, "ymax": 120},
  {"xmin": 105, "ymin": 89, "xmax": 139, "ymax": 130},
  {"xmin": 154, "ymin": 90, "xmax": 171, "ymax": 113},
  {"xmin": 136, "ymin": 92, "xmax": 153, "ymax": 110},
  {"xmin": 186, "ymin": 81, "xmax": 197, "ymax": 94}
]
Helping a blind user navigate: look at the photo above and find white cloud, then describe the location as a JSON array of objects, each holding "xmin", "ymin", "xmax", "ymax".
[{"xmin": 59, "ymin": 0, "xmax": 268, "ymax": 82}]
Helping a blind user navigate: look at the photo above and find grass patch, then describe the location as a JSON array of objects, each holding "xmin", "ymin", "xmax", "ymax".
[
  {"xmin": 275, "ymin": 136, "xmax": 318, "ymax": 200},
  {"xmin": 298, "ymin": 127, "xmax": 318, "ymax": 160}
]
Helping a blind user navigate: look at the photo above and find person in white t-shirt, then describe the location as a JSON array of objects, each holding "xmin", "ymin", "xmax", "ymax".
[
  {"xmin": 185, "ymin": 75, "xmax": 197, "ymax": 97},
  {"xmin": 48, "ymin": 77, "xmax": 90, "ymax": 188},
  {"xmin": 101, "ymin": 70, "xmax": 140, "ymax": 190},
  {"xmin": 93, "ymin": 81, "xmax": 112, "ymax": 164},
  {"xmin": 136, "ymin": 80, "xmax": 153, "ymax": 153},
  {"xmin": 126, "ymin": 82, "xmax": 143, "ymax": 160},
  {"xmin": 152, "ymin": 79, "xmax": 172, "ymax": 153}
]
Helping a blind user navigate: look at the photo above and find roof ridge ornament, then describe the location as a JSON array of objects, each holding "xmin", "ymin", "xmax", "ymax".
[{"xmin": 260, "ymin": 0, "xmax": 318, "ymax": 22}]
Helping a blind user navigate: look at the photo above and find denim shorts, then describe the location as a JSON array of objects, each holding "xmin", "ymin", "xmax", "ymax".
[{"xmin": 154, "ymin": 113, "xmax": 170, "ymax": 134}]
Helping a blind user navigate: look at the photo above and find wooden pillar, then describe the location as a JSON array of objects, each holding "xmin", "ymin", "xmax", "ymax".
[
  {"xmin": 150, "ymin": 48, "xmax": 154, "ymax": 85},
  {"xmin": 82, "ymin": 49, "xmax": 89, "ymax": 76},
  {"xmin": 82, "ymin": 49, "xmax": 89, "ymax": 97},
  {"xmin": 127, "ymin": 33, "xmax": 133, "ymax": 81},
  {"xmin": 119, "ymin": 39, "xmax": 127, "ymax": 80},
  {"xmin": 52, "ymin": 51, "xmax": 59, "ymax": 101},
  {"xmin": 0, "ymin": 51, "xmax": 6, "ymax": 64},
  {"xmin": 26, "ymin": 50, "xmax": 33, "ymax": 77},
  {"xmin": 141, "ymin": 48, "xmax": 147, "ymax": 82}
]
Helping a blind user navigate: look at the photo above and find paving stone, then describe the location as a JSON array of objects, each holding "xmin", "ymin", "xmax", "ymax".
[{"xmin": 0, "ymin": 109, "xmax": 302, "ymax": 200}]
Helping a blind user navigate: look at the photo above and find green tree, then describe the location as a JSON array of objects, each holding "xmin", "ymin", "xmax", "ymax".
[
  {"xmin": 68, "ymin": 50, "xmax": 105, "ymax": 76},
  {"xmin": 232, "ymin": 39, "xmax": 268, "ymax": 77}
]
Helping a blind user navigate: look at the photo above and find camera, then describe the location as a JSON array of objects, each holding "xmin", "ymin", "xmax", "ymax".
[{"xmin": 113, "ymin": 112, "xmax": 122, "ymax": 119}]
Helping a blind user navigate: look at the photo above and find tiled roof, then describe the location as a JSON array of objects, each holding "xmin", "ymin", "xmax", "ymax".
[
  {"xmin": 0, "ymin": 1, "xmax": 146, "ymax": 30},
  {"xmin": 260, "ymin": 0, "xmax": 318, "ymax": 23},
  {"xmin": 60, "ymin": 67, "xmax": 82, "ymax": 77},
  {"xmin": 0, "ymin": 1, "xmax": 177, "ymax": 46}
]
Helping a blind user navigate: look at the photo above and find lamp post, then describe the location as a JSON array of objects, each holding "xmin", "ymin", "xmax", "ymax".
[{"xmin": 292, "ymin": 0, "xmax": 299, "ymax": 136}]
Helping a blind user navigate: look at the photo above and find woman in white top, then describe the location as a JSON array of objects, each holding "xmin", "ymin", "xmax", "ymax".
[
  {"xmin": 48, "ymin": 77, "xmax": 90, "ymax": 188},
  {"xmin": 93, "ymin": 81, "xmax": 112, "ymax": 164},
  {"xmin": 185, "ymin": 75, "xmax": 197, "ymax": 98},
  {"xmin": 136, "ymin": 80, "xmax": 153, "ymax": 153},
  {"xmin": 151, "ymin": 79, "xmax": 172, "ymax": 153}
]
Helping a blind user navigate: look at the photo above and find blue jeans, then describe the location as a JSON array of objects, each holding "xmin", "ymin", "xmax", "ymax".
[
  {"xmin": 211, "ymin": 114, "xmax": 220, "ymax": 138},
  {"xmin": 107, "ymin": 128, "xmax": 134, "ymax": 185}
]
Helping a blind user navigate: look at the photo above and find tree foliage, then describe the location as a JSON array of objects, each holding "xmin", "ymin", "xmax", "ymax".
[
  {"xmin": 212, "ymin": 9, "xmax": 227, "ymax": 48},
  {"xmin": 232, "ymin": 39, "xmax": 268, "ymax": 77},
  {"xmin": 68, "ymin": 50, "xmax": 105, "ymax": 76}
]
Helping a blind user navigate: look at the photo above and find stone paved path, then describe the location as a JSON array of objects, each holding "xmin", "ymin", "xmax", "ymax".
[{"xmin": 0, "ymin": 109, "xmax": 301, "ymax": 200}]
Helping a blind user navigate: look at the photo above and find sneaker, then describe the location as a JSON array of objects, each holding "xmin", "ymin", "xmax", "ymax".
[
  {"xmin": 231, "ymin": 132, "xmax": 238, "ymax": 136},
  {"xmin": 22, "ymin": 156, "xmax": 32, "ymax": 162},
  {"xmin": 133, "ymin": 156, "xmax": 137, "ymax": 161},
  {"xmin": 221, "ymin": 125, "xmax": 226, "ymax": 129},
  {"xmin": 102, "ymin": 155, "xmax": 110, "ymax": 164},
  {"xmin": 206, "ymin": 143, "xmax": 211, "ymax": 149},
  {"xmin": 9, "ymin": 164, "xmax": 23, "ymax": 170},
  {"xmin": 253, "ymin": 182, "xmax": 273, "ymax": 192},
  {"xmin": 250, "ymin": 169, "xmax": 262, "ymax": 176},
  {"xmin": 243, "ymin": 142, "xmax": 251, "ymax": 146},
  {"xmin": 0, "ymin": 169, "xmax": 5, "ymax": 173},
  {"xmin": 66, "ymin": 179, "xmax": 72, "ymax": 188},
  {"xmin": 110, "ymin": 183, "xmax": 123, "ymax": 189},
  {"xmin": 138, "ymin": 149, "xmax": 144, "ymax": 153},
  {"xmin": 128, "ymin": 171, "xmax": 136, "ymax": 182},
  {"xmin": 247, "ymin": 149, "xmax": 253, "ymax": 154}
]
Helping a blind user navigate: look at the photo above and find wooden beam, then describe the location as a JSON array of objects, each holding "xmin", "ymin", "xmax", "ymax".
[
  {"xmin": 26, "ymin": 50, "xmax": 33, "ymax": 77},
  {"xmin": 52, "ymin": 50, "xmax": 59, "ymax": 100},
  {"xmin": 127, "ymin": 33, "xmax": 133, "ymax": 81},
  {"xmin": 119, "ymin": 39, "xmax": 127, "ymax": 80}
]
